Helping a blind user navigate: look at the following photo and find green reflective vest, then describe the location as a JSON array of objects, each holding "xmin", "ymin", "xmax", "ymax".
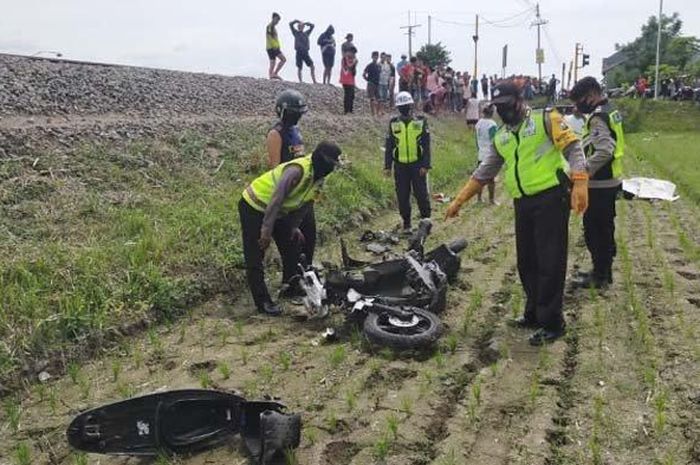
[
  {"xmin": 583, "ymin": 109, "xmax": 625, "ymax": 179},
  {"xmin": 390, "ymin": 117, "xmax": 426, "ymax": 164},
  {"xmin": 493, "ymin": 110, "xmax": 567, "ymax": 199},
  {"xmin": 242, "ymin": 155, "xmax": 320, "ymax": 214}
]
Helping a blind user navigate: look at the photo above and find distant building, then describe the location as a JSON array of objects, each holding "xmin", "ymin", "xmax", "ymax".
[{"xmin": 602, "ymin": 50, "xmax": 630, "ymax": 78}]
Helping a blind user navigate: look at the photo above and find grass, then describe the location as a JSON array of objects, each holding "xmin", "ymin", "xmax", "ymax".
[
  {"xmin": 14, "ymin": 442, "xmax": 31, "ymax": 465},
  {"xmin": 0, "ymin": 117, "xmax": 476, "ymax": 381},
  {"xmin": 627, "ymin": 132, "xmax": 700, "ymax": 204}
]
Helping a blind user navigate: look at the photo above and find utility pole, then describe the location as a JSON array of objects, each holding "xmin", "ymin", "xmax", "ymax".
[
  {"xmin": 654, "ymin": 0, "xmax": 663, "ymax": 99},
  {"xmin": 428, "ymin": 15, "xmax": 432, "ymax": 45},
  {"xmin": 531, "ymin": 3, "xmax": 548, "ymax": 85},
  {"xmin": 561, "ymin": 62, "xmax": 566, "ymax": 92},
  {"xmin": 567, "ymin": 60, "xmax": 573, "ymax": 90},
  {"xmin": 473, "ymin": 14, "xmax": 479, "ymax": 78},
  {"xmin": 573, "ymin": 43, "xmax": 582, "ymax": 83},
  {"xmin": 400, "ymin": 10, "xmax": 421, "ymax": 57}
]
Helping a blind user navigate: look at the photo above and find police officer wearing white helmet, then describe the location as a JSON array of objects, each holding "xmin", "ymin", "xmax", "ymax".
[{"xmin": 384, "ymin": 91, "xmax": 432, "ymax": 233}]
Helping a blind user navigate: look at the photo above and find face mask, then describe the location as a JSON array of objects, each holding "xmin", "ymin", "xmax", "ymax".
[
  {"xmin": 496, "ymin": 104, "xmax": 520, "ymax": 126},
  {"xmin": 575, "ymin": 101, "xmax": 597, "ymax": 115},
  {"xmin": 398, "ymin": 106, "xmax": 412, "ymax": 118},
  {"xmin": 282, "ymin": 111, "xmax": 302, "ymax": 126},
  {"xmin": 312, "ymin": 153, "xmax": 337, "ymax": 180}
]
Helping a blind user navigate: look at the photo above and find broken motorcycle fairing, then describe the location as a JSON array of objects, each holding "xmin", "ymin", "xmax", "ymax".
[{"xmin": 66, "ymin": 389, "xmax": 300, "ymax": 464}]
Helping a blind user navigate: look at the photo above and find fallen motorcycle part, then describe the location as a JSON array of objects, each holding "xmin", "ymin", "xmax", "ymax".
[
  {"xmin": 407, "ymin": 218, "xmax": 433, "ymax": 254},
  {"xmin": 299, "ymin": 264, "xmax": 328, "ymax": 318},
  {"xmin": 341, "ymin": 239, "xmax": 370, "ymax": 268},
  {"xmin": 66, "ymin": 390, "xmax": 300, "ymax": 464},
  {"xmin": 366, "ymin": 242, "xmax": 391, "ymax": 255},
  {"xmin": 363, "ymin": 307, "xmax": 442, "ymax": 349},
  {"xmin": 425, "ymin": 238, "xmax": 467, "ymax": 282},
  {"xmin": 242, "ymin": 401, "xmax": 302, "ymax": 465}
]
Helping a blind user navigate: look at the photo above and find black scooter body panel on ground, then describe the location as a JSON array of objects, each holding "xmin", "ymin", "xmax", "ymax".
[{"xmin": 67, "ymin": 389, "xmax": 247, "ymax": 456}]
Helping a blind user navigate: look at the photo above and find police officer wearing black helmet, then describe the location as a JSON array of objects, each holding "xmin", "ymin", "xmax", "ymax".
[
  {"xmin": 569, "ymin": 76, "xmax": 625, "ymax": 289},
  {"xmin": 265, "ymin": 89, "xmax": 317, "ymax": 299}
]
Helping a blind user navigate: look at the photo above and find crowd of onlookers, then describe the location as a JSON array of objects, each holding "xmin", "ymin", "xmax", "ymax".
[
  {"xmin": 264, "ymin": 12, "xmax": 570, "ymax": 117},
  {"xmin": 622, "ymin": 75, "xmax": 700, "ymax": 100}
]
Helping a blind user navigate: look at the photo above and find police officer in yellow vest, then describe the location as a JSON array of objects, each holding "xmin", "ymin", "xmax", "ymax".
[
  {"xmin": 445, "ymin": 81, "xmax": 589, "ymax": 345},
  {"xmin": 384, "ymin": 91, "xmax": 431, "ymax": 233},
  {"xmin": 569, "ymin": 76, "xmax": 625, "ymax": 289},
  {"xmin": 239, "ymin": 142, "xmax": 342, "ymax": 315}
]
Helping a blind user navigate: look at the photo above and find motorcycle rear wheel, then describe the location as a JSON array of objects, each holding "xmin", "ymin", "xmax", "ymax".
[{"xmin": 363, "ymin": 308, "xmax": 442, "ymax": 349}]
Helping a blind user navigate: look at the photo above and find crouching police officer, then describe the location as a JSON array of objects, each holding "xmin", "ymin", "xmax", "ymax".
[
  {"xmin": 239, "ymin": 142, "xmax": 342, "ymax": 316},
  {"xmin": 569, "ymin": 76, "xmax": 625, "ymax": 289},
  {"xmin": 385, "ymin": 91, "xmax": 432, "ymax": 233},
  {"xmin": 445, "ymin": 81, "xmax": 589, "ymax": 345},
  {"xmin": 266, "ymin": 89, "xmax": 318, "ymax": 297}
]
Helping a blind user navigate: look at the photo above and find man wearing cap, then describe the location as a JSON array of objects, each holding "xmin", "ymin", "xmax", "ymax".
[
  {"xmin": 569, "ymin": 76, "xmax": 625, "ymax": 289},
  {"xmin": 446, "ymin": 81, "xmax": 589, "ymax": 345},
  {"xmin": 385, "ymin": 91, "xmax": 432, "ymax": 234},
  {"xmin": 239, "ymin": 142, "xmax": 343, "ymax": 316}
]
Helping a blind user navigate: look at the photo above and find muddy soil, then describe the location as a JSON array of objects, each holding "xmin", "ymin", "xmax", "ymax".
[{"xmin": 3, "ymin": 162, "xmax": 699, "ymax": 465}]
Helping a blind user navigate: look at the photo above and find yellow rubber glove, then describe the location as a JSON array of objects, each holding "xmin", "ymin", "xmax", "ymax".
[
  {"xmin": 570, "ymin": 172, "xmax": 589, "ymax": 215},
  {"xmin": 445, "ymin": 178, "xmax": 483, "ymax": 219}
]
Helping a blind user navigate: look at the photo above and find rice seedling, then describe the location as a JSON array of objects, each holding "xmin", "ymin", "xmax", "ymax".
[
  {"xmin": 148, "ymin": 328, "xmax": 165, "ymax": 359},
  {"xmin": 240, "ymin": 348, "xmax": 249, "ymax": 365},
  {"xmin": 654, "ymin": 388, "xmax": 668, "ymax": 436},
  {"xmin": 217, "ymin": 361, "xmax": 231, "ymax": 380},
  {"xmin": 345, "ymin": 388, "xmax": 357, "ymax": 412},
  {"xmin": 445, "ymin": 333, "xmax": 458, "ymax": 354},
  {"xmin": 14, "ymin": 442, "xmax": 31, "ymax": 465},
  {"xmin": 324, "ymin": 410, "xmax": 338, "ymax": 432},
  {"xmin": 279, "ymin": 351, "xmax": 292, "ymax": 371},
  {"xmin": 78, "ymin": 375, "xmax": 91, "ymax": 400},
  {"xmin": 234, "ymin": 320, "xmax": 244, "ymax": 337},
  {"xmin": 399, "ymin": 395, "xmax": 414, "ymax": 415},
  {"xmin": 438, "ymin": 449, "xmax": 459, "ymax": 465},
  {"xmin": 303, "ymin": 426, "xmax": 318, "ymax": 445},
  {"xmin": 386, "ymin": 412, "xmax": 399, "ymax": 440},
  {"xmin": 373, "ymin": 435, "xmax": 390, "ymax": 460},
  {"xmin": 284, "ymin": 448, "xmax": 299, "ymax": 465},
  {"xmin": 67, "ymin": 361, "xmax": 81, "ymax": 385},
  {"xmin": 111, "ymin": 359, "xmax": 122, "ymax": 383},
  {"xmin": 433, "ymin": 350, "xmax": 446, "ymax": 369},
  {"xmin": 260, "ymin": 364, "xmax": 274, "ymax": 385},
  {"xmin": 4, "ymin": 397, "xmax": 21, "ymax": 432},
  {"xmin": 329, "ymin": 346, "xmax": 346, "ymax": 369},
  {"xmin": 72, "ymin": 451, "xmax": 89, "ymax": 465}
]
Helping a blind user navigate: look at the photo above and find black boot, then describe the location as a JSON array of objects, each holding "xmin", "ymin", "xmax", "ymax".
[
  {"xmin": 529, "ymin": 326, "xmax": 566, "ymax": 346},
  {"xmin": 507, "ymin": 316, "xmax": 540, "ymax": 329},
  {"xmin": 259, "ymin": 301, "xmax": 283, "ymax": 316}
]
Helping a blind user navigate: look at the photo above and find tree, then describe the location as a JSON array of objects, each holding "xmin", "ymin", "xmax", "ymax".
[
  {"xmin": 415, "ymin": 43, "xmax": 451, "ymax": 69},
  {"xmin": 607, "ymin": 12, "xmax": 699, "ymax": 87}
]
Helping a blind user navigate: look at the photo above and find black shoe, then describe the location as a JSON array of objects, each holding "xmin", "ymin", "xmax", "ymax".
[
  {"xmin": 278, "ymin": 283, "xmax": 306, "ymax": 299},
  {"xmin": 528, "ymin": 327, "xmax": 565, "ymax": 346},
  {"xmin": 571, "ymin": 274, "xmax": 609, "ymax": 289},
  {"xmin": 259, "ymin": 301, "xmax": 282, "ymax": 316},
  {"xmin": 508, "ymin": 316, "xmax": 540, "ymax": 329}
]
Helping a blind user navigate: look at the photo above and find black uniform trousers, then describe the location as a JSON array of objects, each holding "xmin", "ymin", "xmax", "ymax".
[
  {"xmin": 394, "ymin": 161, "xmax": 431, "ymax": 228},
  {"xmin": 583, "ymin": 186, "xmax": 618, "ymax": 279},
  {"xmin": 343, "ymin": 85, "xmax": 355, "ymax": 114},
  {"xmin": 238, "ymin": 198, "xmax": 302, "ymax": 309},
  {"xmin": 514, "ymin": 185, "xmax": 570, "ymax": 331},
  {"xmin": 299, "ymin": 205, "xmax": 316, "ymax": 264}
]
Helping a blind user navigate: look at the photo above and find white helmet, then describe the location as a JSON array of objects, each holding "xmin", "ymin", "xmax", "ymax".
[{"xmin": 395, "ymin": 91, "xmax": 414, "ymax": 107}]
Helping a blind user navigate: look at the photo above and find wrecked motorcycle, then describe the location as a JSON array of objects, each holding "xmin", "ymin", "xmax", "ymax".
[
  {"xmin": 66, "ymin": 389, "xmax": 301, "ymax": 465},
  {"xmin": 299, "ymin": 219, "xmax": 467, "ymax": 350}
]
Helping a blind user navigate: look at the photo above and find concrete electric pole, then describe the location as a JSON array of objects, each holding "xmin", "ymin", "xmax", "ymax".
[
  {"xmin": 531, "ymin": 3, "xmax": 548, "ymax": 85},
  {"xmin": 473, "ymin": 14, "xmax": 479, "ymax": 78},
  {"xmin": 654, "ymin": 0, "xmax": 663, "ymax": 99},
  {"xmin": 401, "ymin": 11, "xmax": 421, "ymax": 57}
]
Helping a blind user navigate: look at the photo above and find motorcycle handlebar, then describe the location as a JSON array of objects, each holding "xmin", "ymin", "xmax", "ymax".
[{"xmin": 447, "ymin": 238, "xmax": 467, "ymax": 254}]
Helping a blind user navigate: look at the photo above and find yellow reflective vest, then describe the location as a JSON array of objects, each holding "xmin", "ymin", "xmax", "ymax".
[
  {"xmin": 389, "ymin": 117, "xmax": 427, "ymax": 164},
  {"xmin": 242, "ymin": 156, "xmax": 320, "ymax": 214},
  {"xmin": 583, "ymin": 108, "xmax": 625, "ymax": 179},
  {"xmin": 493, "ymin": 110, "xmax": 568, "ymax": 199}
]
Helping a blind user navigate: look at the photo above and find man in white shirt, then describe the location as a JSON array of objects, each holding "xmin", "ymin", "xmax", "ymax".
[
  {"xmin": 474, "ymin": 104, "xmax": 498, "ymax": 203},
  {"xmin": 563, "ymin": 107, "xmax": 586, "ymax": 137}
]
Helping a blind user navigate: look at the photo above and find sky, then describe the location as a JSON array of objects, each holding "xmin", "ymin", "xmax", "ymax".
[{"xmin": 1, "ymin": 0, "xmax": 699, "ymax": 86}]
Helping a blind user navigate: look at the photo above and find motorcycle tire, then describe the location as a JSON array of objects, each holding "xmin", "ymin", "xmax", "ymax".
[{"xmin": 363, "ymin": 308, "xmax": 442, "ymax": 350}]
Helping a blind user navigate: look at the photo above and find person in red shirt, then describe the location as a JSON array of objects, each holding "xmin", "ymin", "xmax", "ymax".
[{"xmin": 339, "ymin": 47, "xmax": 358, "ymax": 114}]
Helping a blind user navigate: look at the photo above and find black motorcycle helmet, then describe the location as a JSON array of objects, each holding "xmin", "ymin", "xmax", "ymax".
[{"xmin": 275, "ymin": 89, "xmax": 308, "ymax": 122}]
